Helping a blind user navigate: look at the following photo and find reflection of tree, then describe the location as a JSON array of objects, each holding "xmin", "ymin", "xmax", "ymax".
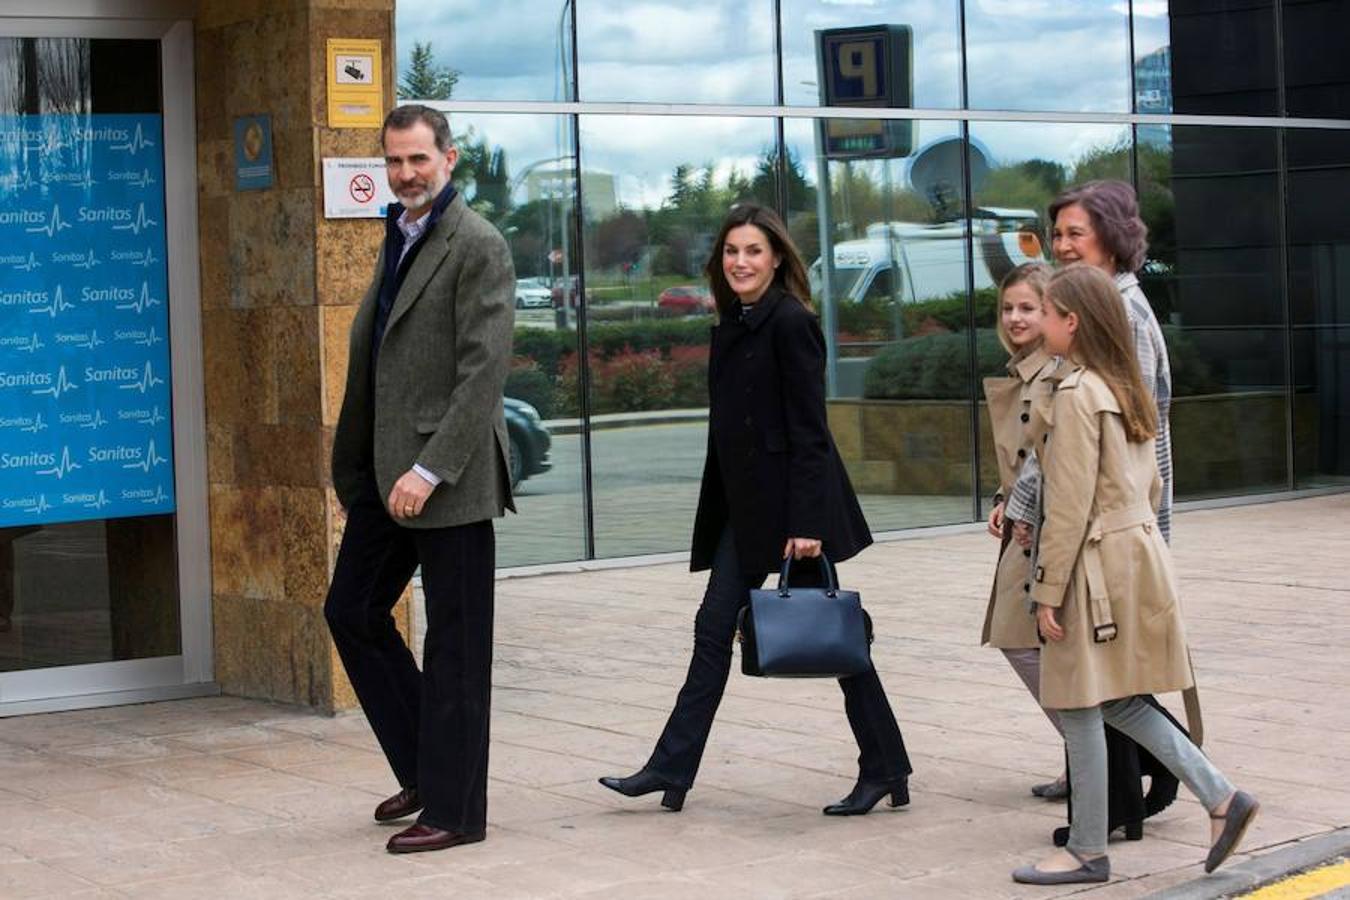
[
  {"xmin": 503, "ymin": 199, "xmax": 553, "ymax": 277},
  {"xmin": 398, "ymin": 42, "xmax": 459, "ymax": 100},
  {"xmin": 592, "ymin": 209, "xmax": 647, "ymax": 270},
  {"xmin": 1136, "ymin": 142, "xmax": 1174, "ymax": 265},
  {"xmin": 981, "ymin": 159, "xmax": 1067, "ymax": 216},
  {"xmin": 829, "ymin": 162, "xmax": 931, "ymax": 232},
  {"xmin": 646, "ymin": 161, "xmax": 759, "ymax": 275},
  {"xmin": 454, "ymin": 128, "xmax": 511, "ymax": 218}
]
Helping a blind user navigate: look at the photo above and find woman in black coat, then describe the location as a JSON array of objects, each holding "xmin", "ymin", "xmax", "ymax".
[{"xmin": 599, "ymin": 203, "xmax": 912, "ymax": 815}]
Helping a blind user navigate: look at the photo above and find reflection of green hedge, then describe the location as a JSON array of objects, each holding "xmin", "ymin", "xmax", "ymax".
[
  {"xmin": 505, "ymin": 364, "xmax": 557, "ymax": 419},
  {"xmin": 864, "ymin": 330, "xmax": 1006, "ymax": 400},
  {"xmin": 1160, "ymin": 325, "xmax": 1222, "ymax": 397},
  {"xmin": 513, "ymin": 320, "xmax": 709, "ymax": 380},
  {"xmin": 834, "ymin": 288, "xmax": 999, "ymax": 339},
  {"xmin": 863, "ymin": 326, "xmax": 1222, "ymax": 401},
  {"xmin": 513, "ymin": 329, "xmax": 573, "ymax": 380}
]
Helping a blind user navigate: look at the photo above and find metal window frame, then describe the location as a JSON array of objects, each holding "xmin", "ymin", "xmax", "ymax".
[{"xmin": 0, "ymin": 12, "xmax": 216, "ymax": 716}]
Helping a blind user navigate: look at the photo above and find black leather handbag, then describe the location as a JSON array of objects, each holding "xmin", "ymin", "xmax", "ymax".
[{"xmin": 737, "ymin": 555, "xmax": 873, "ymax": 678}]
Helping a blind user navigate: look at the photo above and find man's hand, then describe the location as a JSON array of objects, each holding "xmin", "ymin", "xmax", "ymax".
[
  {"xmin": 783, "ymin": 537, "xmax": 823, "ymax": 560},
  {"xmin": 987, "ymin": 502, "xmax": 1005, "ymax": 538},
  {"xmin": 1012, "ymin": 521, "xmax": 1035, "ymax": 548},
  {"xmin": 388, "ymin": 469, "xmax": 436, "ymax": 521},
  {"xmin": 1037, "ymin": 604, "xmax": 1064, "ymax": 642}
]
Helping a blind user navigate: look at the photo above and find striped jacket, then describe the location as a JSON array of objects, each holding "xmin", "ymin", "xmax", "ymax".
[{"xmin": 1005, "ymin": 271, "xmax": 1173, "ymax": 543}]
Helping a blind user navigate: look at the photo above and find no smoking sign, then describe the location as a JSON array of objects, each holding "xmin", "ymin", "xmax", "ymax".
[
  {"xmin": 349, "ymin": 173, "xmax": 376, "ymax": 204},
  {"xmin": 322, "ymin": 158, "xmax": 394, "ymax": 218}
]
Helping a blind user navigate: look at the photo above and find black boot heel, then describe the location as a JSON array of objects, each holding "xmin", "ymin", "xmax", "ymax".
[
  {"xmin": 1123, "ymin": 820, "xmax": 1143, "ymax": 841},
  {"xmin": 824, "ymin": 777, "xmax": 909, "ymax": 816},
  {"xmin": 598, "ymin": 769, "xmax": 686, "ymax": 811}
]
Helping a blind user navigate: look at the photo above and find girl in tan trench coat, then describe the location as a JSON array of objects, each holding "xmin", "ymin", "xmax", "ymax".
[
  {"xmin": 981, "ymin": 264, "xmax": 1065, "ymax": 760},
  {"xmin": 1011, "ymin": 265, "xmax": 1258, "ymax": 886}
]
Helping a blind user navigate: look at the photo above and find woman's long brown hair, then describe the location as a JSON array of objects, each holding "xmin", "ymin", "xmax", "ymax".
[
  {"xmin": 704, "ymin": 203, "xmax": 812, "ymax": 317},
  {"xmin": 1045, "ymin": 264, "xmax": 1158, "ymax": 442}
]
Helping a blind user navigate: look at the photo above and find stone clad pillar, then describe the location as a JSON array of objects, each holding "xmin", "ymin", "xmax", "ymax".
[{"xmin": 195, "ymin": 0, "xmax": 400, "ymax": 712}]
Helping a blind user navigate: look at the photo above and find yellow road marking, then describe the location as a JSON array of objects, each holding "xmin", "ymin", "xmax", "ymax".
[{"xmin": 1242, "ymin": 858, "xmax": 1350, "ymax": 899}]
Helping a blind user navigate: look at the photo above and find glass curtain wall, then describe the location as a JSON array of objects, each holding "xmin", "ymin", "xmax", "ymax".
[{"xmin": 396, "ymin": 0, "xmax": 1350, "ymax": 567}]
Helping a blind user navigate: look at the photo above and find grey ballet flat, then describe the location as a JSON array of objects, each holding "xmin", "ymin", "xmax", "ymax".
[
  {"xmin": 1031, "ymin": 777, "xmax": 1069, "ymax": 800},
  {"xmin": 1012, "ymin": 848, "xmax": 1110, "ymax": 885},
  {"xmin": 1205, "ymin": 790, "xmax": 1259, "ymax": 873}
]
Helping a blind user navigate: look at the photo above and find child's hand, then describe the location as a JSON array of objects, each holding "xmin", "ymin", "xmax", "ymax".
[
  {"xmin": 1037, "ymin": 604, "xmax": 1064, "ymax": 641},
  {"xmin": 987, "ymin": 502, "xmax": 1005, "ymax": 537},
  {"xmin": 1013, "ymin": 521, "xmax": 1034, "ymax": 548}
]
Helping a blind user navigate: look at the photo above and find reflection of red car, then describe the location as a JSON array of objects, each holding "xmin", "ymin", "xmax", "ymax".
[
  {"xmin": 551, "ymin": 276, "xmax": 581, "ymax": 309},
  {"xmin": 657, "ymin": 285, "xmax": 714, "ymax": 315}
]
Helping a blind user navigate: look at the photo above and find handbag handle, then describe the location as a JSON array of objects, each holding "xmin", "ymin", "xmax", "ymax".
[{"xmin": 775, "ymin": 553, "xmax": 839, "ymax": 598}]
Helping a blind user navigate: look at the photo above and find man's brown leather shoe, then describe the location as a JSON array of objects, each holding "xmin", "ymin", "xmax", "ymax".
[
  {"xmin": 385, "ymin": 823, "xmax": 485, "ymax": 854},
  {"xmin": 374, "ymin": 788, "xmax": 422, "ymax": 822}
]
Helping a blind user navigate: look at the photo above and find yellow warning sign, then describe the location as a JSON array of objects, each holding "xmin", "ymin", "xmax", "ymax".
[{"xmin": 326, "ymin": 38, "xmax": 383, "ymax": 128}]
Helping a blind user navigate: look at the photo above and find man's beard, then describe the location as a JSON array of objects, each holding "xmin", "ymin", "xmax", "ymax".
[{"xmin": 396, "ymin": 173, "xmax": 447, "ymax": 211}]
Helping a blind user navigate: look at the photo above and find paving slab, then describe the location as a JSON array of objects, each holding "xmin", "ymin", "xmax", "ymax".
[{"xmin": 0, "ymin": 494, "xmax": 1346, "ymax": 897}]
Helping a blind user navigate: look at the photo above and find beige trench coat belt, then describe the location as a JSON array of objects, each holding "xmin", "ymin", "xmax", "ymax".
[{"xmin": 1083, "ymin": 501, "xmax": 1157, "ymax": 643}]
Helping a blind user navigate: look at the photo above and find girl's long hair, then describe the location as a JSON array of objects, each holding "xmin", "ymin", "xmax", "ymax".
[
  {"xmin": 704, "ymin": 203, "xmax": 812, "ymax": 317},
  {"xmin": 1045, "ymin": 264, "xmax": 1158, "ymax": 442}
]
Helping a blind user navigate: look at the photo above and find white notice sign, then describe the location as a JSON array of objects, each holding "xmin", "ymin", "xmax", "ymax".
[{"xmin": 322, "ymin": 157, "xmax": 396, "ymax": 218}]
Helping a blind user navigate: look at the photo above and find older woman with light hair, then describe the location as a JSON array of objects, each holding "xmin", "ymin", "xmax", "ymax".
[{"xmin": 1046, "ymin": 181, "xmax": 1173, "ymax": 538}]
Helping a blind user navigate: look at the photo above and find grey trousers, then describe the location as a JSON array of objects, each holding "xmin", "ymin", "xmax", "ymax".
[
  {"xmin": 1060, "ymin": 696, "xmax": 1234, "ymax": 856},
  {"xmin": 1001, "ymin": 648, "xmax": 1064, "ymax": 737}
]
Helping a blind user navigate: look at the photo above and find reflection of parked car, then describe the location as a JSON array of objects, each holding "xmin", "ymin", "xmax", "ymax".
[
  {"xmin": 515, "ymin": 278, "xmax": 552, "ymax": 309},
  {"xmin": 808, "ymin": 211, "xmax": 1042, "ymax": 310},
  {"xmin": 657, "ymin": 285, "xmax": 714, "ymax": 315},
  {"xmin": 503, "ymin": 397, "xmax": 551, "ymax": 490}
]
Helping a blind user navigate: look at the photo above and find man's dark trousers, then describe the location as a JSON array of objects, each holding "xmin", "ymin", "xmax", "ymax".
[{"xmin": 324, "ymin": 476, "xmax": 494, "ymax": 834}]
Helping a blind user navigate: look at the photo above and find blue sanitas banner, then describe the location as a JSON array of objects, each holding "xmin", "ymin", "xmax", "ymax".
[{"xmin": 0, "ymin": 113, "xmax": 176, "ymax": 527}]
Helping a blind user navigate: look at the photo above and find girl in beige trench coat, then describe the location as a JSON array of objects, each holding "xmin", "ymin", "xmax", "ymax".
[
  {"xmin": 1011, "ymin": 265, "xmax": 1259, "ymax": 887},
  {"xmin": 981, "ymin": 264, "xmax": 1065, "ymax": 759}
]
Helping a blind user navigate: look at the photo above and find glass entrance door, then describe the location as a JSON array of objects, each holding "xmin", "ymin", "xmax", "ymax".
[{"xmin": 0, "ymin": 14, "xmax": 211, "ymax": 713}]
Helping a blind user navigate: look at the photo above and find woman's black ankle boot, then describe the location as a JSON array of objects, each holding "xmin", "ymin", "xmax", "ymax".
[
  {"xmin": 598, "ymin": 769, "xmax": 686, "ymax": 811},
  {"xmin": 822, "ymin": 777, "xmax": 909, "ymax": 816}
]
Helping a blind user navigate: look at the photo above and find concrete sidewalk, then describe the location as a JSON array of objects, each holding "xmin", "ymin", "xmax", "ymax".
[{"xmin": 1, "ymin": 494, "xmax": 1347, "ymax": 898}]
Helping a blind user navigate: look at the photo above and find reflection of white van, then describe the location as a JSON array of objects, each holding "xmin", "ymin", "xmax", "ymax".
[{"xmin": 809, "ymin": 209, "xmax": 1043, "ymax": 308}]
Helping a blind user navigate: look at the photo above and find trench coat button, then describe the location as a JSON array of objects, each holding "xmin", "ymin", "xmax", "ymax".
[
  {"xmin": 1023, "ymin": 583, "xmax": 1031, "ymax": 592},
  {"xmin": 745, "ymin": 351, "xmax": 754, "ymax": 360},
  {"xmin": 1144, "ymin": 522, "xmax": 1153, "ymax": 533},
  {"xmin": 744, "ymin": 415, "xmax": 753, "ymax": 426},
  {"xmin": 1043, "ymin": 434, "xmax": 1049, "ymax": 443},
  {"xmin": 1023, "ymin": 548, "xmax": 1031, "ymax": 557},
  {"xmin": 1017, "ymin": 448, "xmax": 1027, "ymax": 459},
  {"xmin": 1021, "ymin": 412, "xmax": 1030, "ymax": 422}
]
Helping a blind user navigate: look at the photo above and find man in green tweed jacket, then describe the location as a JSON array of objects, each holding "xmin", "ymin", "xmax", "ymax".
[{"xmin": 326, "ymin": 104, "xmax": 514, "ymax": 855}]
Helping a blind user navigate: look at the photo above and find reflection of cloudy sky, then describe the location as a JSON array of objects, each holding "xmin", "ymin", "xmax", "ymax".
[
  {"xmin": 1129, "ymin": 0, "xmax": 1171, "ymax": 60},
  {"xmin": 967, "ymin": 121, "xmax": 1132, "ymax": 173},
  {"xmin": 965, "ymin": 0, "xmax": 1132, "ymax": 112},
  {"xmin": 402, "ymin": 0, "xmax": 1137, "ymax": 110},
  {"xmin": 577, "ymin": 4, "xmax": 776, "ymax": 104},
  {"xmin": 397, "ymin": 1, "xmax": 568, "ymax": 100},
  {"xmin": 406, "ymin": 1, "xmax": 1146, "ymax": 208},
  {"xmin": 438, "ymin": 111, "xmax": 574, "ymax": 195},
  {"xmin": 581, "ymin": 116, "xmax": 776, "ymax": 208}
]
